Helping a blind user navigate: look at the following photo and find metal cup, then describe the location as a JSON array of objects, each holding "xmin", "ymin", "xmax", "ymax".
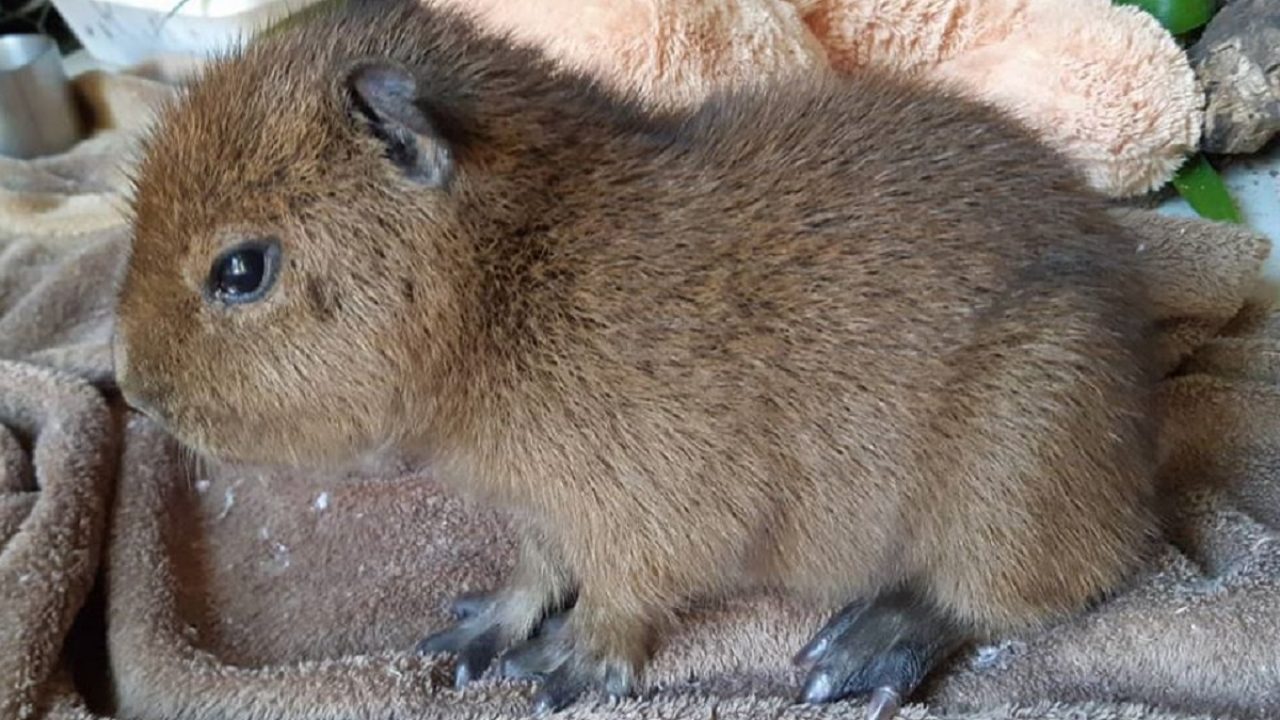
[{"xmin": 0, "ymin": 34, "xmax": 83, "ymax": 159}]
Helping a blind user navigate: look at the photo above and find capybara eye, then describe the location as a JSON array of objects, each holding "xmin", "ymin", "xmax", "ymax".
[{"xmin": 206, "ymin": 239, "xmax": 281, "ymax": 305}]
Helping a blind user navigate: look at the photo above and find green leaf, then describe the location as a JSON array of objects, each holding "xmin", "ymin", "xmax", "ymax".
[
  {"xmin": 1114, "ymin": 0, "xmax": 1214, "ymax": 35},
  {"xmin": 1172, "ymin": 155, "xmax": 1243, "ymax": 224}
]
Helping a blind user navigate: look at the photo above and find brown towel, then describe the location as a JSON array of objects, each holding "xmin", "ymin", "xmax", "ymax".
[{"xmin": 1, "ymin": 62, "xmax": 1276, "ymax": 720}]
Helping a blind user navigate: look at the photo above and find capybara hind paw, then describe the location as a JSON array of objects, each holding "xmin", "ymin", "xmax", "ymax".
[{"xmin": 794, "ymin": 587, "xmax": 964, "ymax": 719}]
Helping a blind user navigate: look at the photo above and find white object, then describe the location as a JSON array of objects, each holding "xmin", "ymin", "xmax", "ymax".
[
  {"xmin": 0, "ymin": 35, "xmax": 83, "ymax": 158},
  {"xmin": 49, "ymin": 0, "xmax": 323, "ymax": 67}
]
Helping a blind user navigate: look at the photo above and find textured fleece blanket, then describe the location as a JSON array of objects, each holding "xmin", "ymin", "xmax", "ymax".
[{"xmin": 1, "ymin": 60, "xmax": 1278, "ymax": 720}]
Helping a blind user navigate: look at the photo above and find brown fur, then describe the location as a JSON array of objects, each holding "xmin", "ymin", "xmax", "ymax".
[{"xmin": 113, "ymin": 0, "xmax": 1160, "ymax": 703}]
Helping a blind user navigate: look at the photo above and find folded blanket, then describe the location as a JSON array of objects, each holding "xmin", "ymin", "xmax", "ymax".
[{"xmin": 1, "ymin": 61, "xmax": 1277, "ymax": 720}]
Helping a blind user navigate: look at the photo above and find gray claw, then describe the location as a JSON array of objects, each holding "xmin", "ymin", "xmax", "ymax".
[
  {"xmin": 865, "ymin": 686, "xmax": 901, "ymax": 720},
  {"xmin": 800, "ymin": 670, "xmax": 836, "ymax": 704}
]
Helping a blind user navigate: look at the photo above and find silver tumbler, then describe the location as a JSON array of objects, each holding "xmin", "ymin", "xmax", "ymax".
[{"xmin": 0, "ymin": 34, "xmax": 83, "ymax": 159}]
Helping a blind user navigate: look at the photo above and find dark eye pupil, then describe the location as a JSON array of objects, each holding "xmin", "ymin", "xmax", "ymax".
[
  {"xmin": 216, "ymin": 250, "xmax": 265, "ymax": 297},
  {"xmin": 208, "ymin": 240, "xmax": 280, "ymax": 305}
]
